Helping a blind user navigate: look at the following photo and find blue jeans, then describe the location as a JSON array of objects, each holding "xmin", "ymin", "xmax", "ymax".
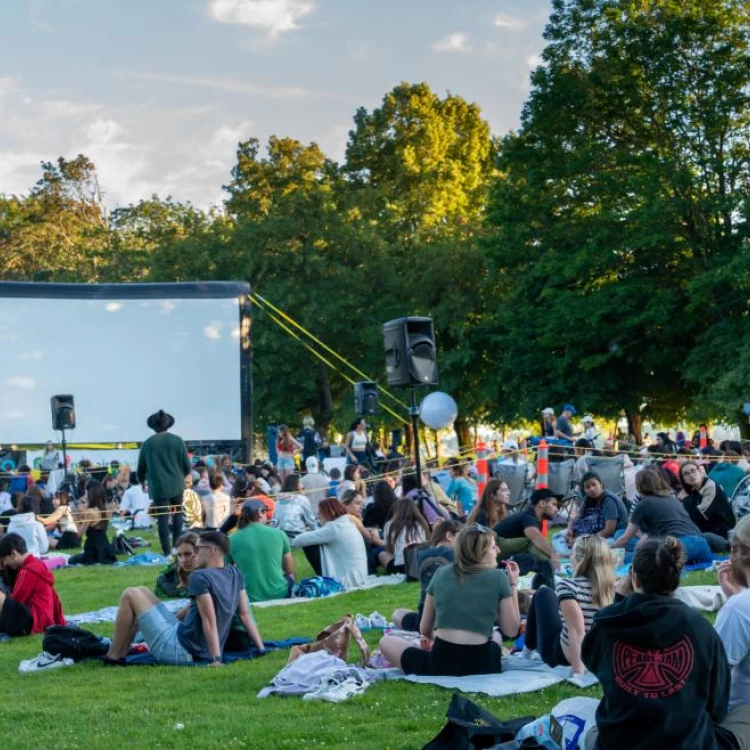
[{"xmin": 679, "ymin": 534, "xmax": 713, "ymax": 564}]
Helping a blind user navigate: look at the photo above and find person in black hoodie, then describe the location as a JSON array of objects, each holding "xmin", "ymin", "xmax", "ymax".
[{"xmin": 582, "ymin": 536, "xmax": 740, "ymax": 750}]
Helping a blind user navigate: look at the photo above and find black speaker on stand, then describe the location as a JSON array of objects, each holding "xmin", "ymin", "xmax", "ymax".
[
  {"xmin": 383, "ymin": 317, "xmax": 438, "ymax": 485},
  {"xmin": 51, "ymin": 394, "xmax": 75, "ymax": 494}
]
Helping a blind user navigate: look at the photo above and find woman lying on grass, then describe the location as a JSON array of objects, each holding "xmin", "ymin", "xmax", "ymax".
[{"xmin": 379, "ymin": 523, "xmax": 520, "ymax": 676}]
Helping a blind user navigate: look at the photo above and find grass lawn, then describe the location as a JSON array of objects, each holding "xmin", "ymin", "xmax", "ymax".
[{"xmin": 0, "ymin": 533, "xmax": 717, "ymax": 750}]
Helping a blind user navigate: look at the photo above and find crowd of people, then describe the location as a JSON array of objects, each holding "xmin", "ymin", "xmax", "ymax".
[{"xmin": 3, "ymin": 409, "xmax": 750, "ymax": 748}]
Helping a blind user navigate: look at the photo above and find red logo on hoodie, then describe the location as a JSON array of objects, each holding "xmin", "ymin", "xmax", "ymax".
[{"xmin": 613, "ymin": 637, "xmax": 694, "ymax": 698}]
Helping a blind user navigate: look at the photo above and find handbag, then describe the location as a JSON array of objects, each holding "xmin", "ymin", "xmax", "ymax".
[
  {"xmin": 287, "ymin": 615, "xmax": 371, "ymax": 666},
  {"xmin": 422, "ymin": 693, "xmax": 535, "ymax": 750}
]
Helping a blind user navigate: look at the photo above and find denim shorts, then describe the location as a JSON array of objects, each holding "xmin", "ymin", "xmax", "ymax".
[
  {"xmin": 277, "ymin": 456, "xmax": 296, "ymax": 471},
  {"xmin": 137, "ymin": 602, "xmax": 194, "ymax": 665}
]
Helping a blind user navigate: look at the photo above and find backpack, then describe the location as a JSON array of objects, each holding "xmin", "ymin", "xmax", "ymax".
[
  {"xmin": 43, "ymin": 625, "xmax": 109, "ymax": 661},
  {"xmin": 293, "ymin": 576, "xmax": 345, "ymax": 598}
]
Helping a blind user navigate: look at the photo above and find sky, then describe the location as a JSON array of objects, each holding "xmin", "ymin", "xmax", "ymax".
[{"xmin": 0, "ymin": 0, "xmax": 552, "ymax": 210}]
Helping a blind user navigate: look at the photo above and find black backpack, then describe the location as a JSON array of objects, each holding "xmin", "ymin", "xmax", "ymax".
[{"xmin": 43, "ymin": 625, "xmax": 109, "ymax": 661}]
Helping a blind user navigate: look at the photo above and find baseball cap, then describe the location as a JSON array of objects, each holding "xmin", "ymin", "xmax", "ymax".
[
  {"xmin": 563, "ymin": 404, "xmax": 577, "ymax": 415},
  {"xmin": 242, "ymin": 499, "xmax": 267, "ymax": 513},
  {"xmin": 582, "ymin": 415, "xmax": 594, "ymax": 424},
  {"xmin": 530, "ymin": 488, "xmax": 557, "ymax": 505},
  {"xmin": 734, "ymin": 515, "xmax": 750, "ymax": 547},
  {"xmin": 542, "ymin": 407, "xmax": 554, "ymax": 416},
  {"xmin": 305, "ymin": 456, "xmax": 319, "ymax": 473}
]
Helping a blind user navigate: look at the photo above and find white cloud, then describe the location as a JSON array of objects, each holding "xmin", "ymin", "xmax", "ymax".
[
  {"xmin": 19, "ymin": 350, "xmax": 44, "ymax": 361},
  {"xmin": 207, "ymin": 0, "xmax": 315, "ymax": 36},
  {"xmin": 493, "ymin": 13, "xmax": 527, "ymax": 31},
  {"xmin": 527, "ymin": 54, "xmax": 544, "ymax": 69},
  {"xmin": 204, "ymin": 322, "xmax": 223, "ymax": 340},
  {"xmin": 5, "ymin": 376, "xmax": 35, "ymax": 389},
  {"xmin": 431, "ymin": 32, "xmax": 472, "ymax": 54},
  {"xmin": 105, "ymin": 301, "xmax": 123, "ymax": 312}
]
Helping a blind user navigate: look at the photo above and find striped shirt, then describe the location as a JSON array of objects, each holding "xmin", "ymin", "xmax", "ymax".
[{"xmin": 555, "ymin": 576, "xmax": 600, "ymax": 647}]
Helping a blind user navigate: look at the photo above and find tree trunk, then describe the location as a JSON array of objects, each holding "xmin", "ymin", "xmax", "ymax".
[
  {"xmin": 736, "ymin": 409, "xmax": 750, "ymax": 441},
  {"xmin": 312, "ymin": 364, "xmax": 334, "ymax": 438},
  {"xmin": 627, "ymin": 412, "xmax": 643, "ymax": 445},
  {"xmin": 454, "ymin": 416, "xmax": 472, "ymax": 452}
]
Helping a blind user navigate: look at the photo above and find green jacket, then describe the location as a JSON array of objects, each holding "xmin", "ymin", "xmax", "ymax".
[{"xmin": 137, "ymin": 431, "xmax": 191, "ymax": 501}]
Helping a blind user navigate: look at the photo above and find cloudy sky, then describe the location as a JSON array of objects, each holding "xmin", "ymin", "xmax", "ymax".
[{"xmin": 0, "ymin": 0, "xmax": 551, "ymax": 209}]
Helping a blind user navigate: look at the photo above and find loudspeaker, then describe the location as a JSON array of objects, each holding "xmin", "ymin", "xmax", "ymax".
[
  {"xmin": 354, "ymin": 381, "xmax": 380, "ymax": 416},
  {"xmin": 383, "ymin": 317, "xmax": 438, "ymax": 387},
  {"xmin": 51, "ymin": 394, "xmax": 76, "ymax": 430}
]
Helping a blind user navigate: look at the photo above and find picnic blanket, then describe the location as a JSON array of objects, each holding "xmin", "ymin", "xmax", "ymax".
[
  {"xmin": 674, "ymin": 585, "xmax": 726, "ymax": 612},
  {"xmin": 124, "ymin": 637, "xmax": 310, "ymax": 666},
  {"xmin": 388, "ymin": 655, "xmax": 599, "ymax": 696},
  {"xmin": 67, "ymin": 574, "xmax": 406, "ymax": 624}
]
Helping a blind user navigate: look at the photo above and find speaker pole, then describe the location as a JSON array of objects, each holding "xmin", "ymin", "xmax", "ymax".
[{"xmin": 409, "ymin": 385, "xmax": 422, "ymax": 487}]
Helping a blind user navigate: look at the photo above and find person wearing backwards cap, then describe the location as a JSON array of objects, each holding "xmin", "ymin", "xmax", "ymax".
[
  {"xmin": 555, "ymin": 404, "xmax": 577, "ymax": 442},
  {"xmin": 137, "ymin": 409, "xmax": 192, "ymax": 556},
  {"xmin": 715, "ymin": 514, "xmax": 750, "ymax": 743},
  {"xmin": 541, "ymin": 407, "xmax": 557, "ymax": 438},
  {"xmin": 227, "ymin": 500, "xmax": 296, "ymax": 602}
]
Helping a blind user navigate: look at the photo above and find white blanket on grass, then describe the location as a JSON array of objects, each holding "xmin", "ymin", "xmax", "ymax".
[
  {"xmin": 674, "ymin": 585, "xmax": 726, "ymax": 612},
  {"xmin": 66, "ymin": 574, "xmax": 406, "ymax": 623},
  {"xmin": 389, "ymin": 656, "xmax": 599, "ymax": 696}
]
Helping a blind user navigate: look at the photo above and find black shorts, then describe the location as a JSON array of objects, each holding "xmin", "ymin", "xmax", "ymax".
[
  {"xmin": 401, "ymin": 611, "xmax": 421, "ymax": 632},
  {"xmin": 401, "ymin": 636, "xmax": 502, "ymax": 677},
  {"xmin": 0, "ymin": 596, "xmax": 33, "ymax": 637}
]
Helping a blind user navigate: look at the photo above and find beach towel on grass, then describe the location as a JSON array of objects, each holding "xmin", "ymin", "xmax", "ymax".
[
  {"xmin": 123, "ymin": 637, "xmax": 311, "ymax": 666},
  {"xmin": 388, "ymin": 656, "xmax": 599, "ymax": 696}
]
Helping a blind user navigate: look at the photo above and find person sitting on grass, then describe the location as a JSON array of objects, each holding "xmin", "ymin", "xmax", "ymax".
[
  {"xmin": 40, "ymin": 489, "xmax": 80, "ymax": 550},
  {"xmin": 203, "ymin": 472, "xmax": 231, "ymax": 530},
  {"xmin": 7, "ymin": 495, "xmax": 49, "ymax": 558},
  {"xmin": 105, "ymin": 530, "xmax": 264, "ymax": 665},
  {"xmin": 379, "ymin": 498, "xmax": 431, "ymax": 575},
  {"xmin": 392, "ymin": 519, "xmax": 461, "ymax": 632},
  {"xmin": 292, "ymin": 498, "xmax": 369, "ymax": 588},
  {"xmin": 523, "ymin": 534, "xmax": 615, "ymax": 675},
  {"xmin": 0, "ymin": 532, "xmax": 65, "ymax": 637},
  {"xmin": 68, "ymin": 481, "xmax": 117, "ymax": 566},
  {"xmin": 228, "ymin": 500, "xmax": 296, "ymax": 602},
  {"xmin": 494, "ymin": 487, "xmax": 560, "ymax": 565},
  {"xmin": 582, "ymin": 536, "xmax": 744, "ymax": 750},
  {"xmin": 468, "ymin": 480, "xmax": 511, "ymax": 529},
  {"xmin": 379, "ymin": 524, "xmax": 520, "ymax": 676},
  {"xmin": 155, "ymin": 532, "xmax": 200, "ymax": 598},
  {"xmin": 679, "ymin": 460, "xmax": 735, "ymax": 551},
  {"xmin": 565, "ymin": 472, "xmax": 628, "ymax": 545},
  {"xmin": 273, "ymin": 474, "xmax": 317, "ymax": 538}
]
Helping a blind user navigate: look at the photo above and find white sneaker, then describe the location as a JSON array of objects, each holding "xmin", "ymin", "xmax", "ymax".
[
  {"xmin": 19, "ymin": 651, "xmax": 75, "ymax": 674},
  {"xmin": 521, "ymin": 646, "xmax": 541, "ymax": 661},
  {"xmin": 303, "ymin": 676, "xmax": 367, "ymax": 703},
  {"xmin": 354, "ymin": 613, "xmax": 371, "ymax": 629},
  {"xmin": 368, "ymin": 611, "xmax": 388, "ymax": 628}
]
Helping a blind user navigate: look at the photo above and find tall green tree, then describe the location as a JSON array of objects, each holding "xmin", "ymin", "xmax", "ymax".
[{"xmin": 482, "ymin": 0, "xmax": 750, "ymax": 438}]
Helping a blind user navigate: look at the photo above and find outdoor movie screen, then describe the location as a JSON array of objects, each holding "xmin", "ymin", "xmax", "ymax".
[{"xmin": 0, "ymin": 282, "xmax": 250, "ymax": 445}]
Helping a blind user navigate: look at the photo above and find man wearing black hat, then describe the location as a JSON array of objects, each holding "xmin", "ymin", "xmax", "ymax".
[{"xmin": 137, "ymin": 410, "xmax": 191, "ymax": 556}]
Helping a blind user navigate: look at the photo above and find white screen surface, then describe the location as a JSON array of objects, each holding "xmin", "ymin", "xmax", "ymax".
[{"xmin": 0, "ymin": 295, "xmax": 242, "ymax": 443}]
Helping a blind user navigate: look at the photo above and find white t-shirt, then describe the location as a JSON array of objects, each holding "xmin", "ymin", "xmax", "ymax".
[
  {"xmin": 383, "ymin": 522, "xmax": 426, "ymax": 566},
  {"xmin": 716, "ymin": 587, "xmax": 750, "ymax": 711},
  {"xmin": 203, "ymin": 490, "xmax": 231, "ymax": 529},
  {"xmin": 0, "ymin": 491, "xmax": 12, "ymax": 513},
  {"xmin": 120, "ymin": 485, "xmax": 151, "ymax": 516}
]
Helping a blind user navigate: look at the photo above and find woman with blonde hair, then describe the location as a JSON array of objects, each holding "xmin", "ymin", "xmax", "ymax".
[
  {"xmin": 522, "ymin": 534, "xmax": 615, "ymax": 674},
  {"xmin": 468, "ymin": 479, "xmax": 511, "ymax": 528},
  {"xmin": 379, "ymin": 524, "xmax": 520, "ymax": 676}
]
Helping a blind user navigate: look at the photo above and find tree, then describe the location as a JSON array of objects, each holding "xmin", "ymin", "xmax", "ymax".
[
  {"xmin": 482, "ymin": 0, "xmax": 750, "ymax": 436},
  {"xmin": 0, "ymin": 155, "xmax": 112, "ymax": 281}
]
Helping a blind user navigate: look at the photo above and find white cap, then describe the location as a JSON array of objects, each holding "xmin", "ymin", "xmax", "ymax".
[
  {"xmin": 583, "ymin": 415, "xmax": 594, "ymax": 424},
  {"xmin": 542, "ymin": 407, "xmax": 554, "ymax": 416},
  {"xmin": 503, "ymin": 439, "xmax": 519, "ymax": 451},
  {"xmin": 305, "ymin": 456, "xmax": 319, "ymax": 473}
]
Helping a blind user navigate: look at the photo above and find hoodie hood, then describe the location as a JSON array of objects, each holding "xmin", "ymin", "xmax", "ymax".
[
  {"xmin": 593, "ymin": 593, "xmax": 694, "ymax": 649},
  {"xmin": 20, "ymin": 554, "xmax": 55, "ymax": 586},
  {"xmin": 9, "ymin": 512, "xmax": 37, "ymax": 527}
]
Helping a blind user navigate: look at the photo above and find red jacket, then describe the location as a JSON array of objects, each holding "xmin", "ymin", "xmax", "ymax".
[{"xmin": 11, "ymin": 555, "xmax": 65, "ymax": 633}]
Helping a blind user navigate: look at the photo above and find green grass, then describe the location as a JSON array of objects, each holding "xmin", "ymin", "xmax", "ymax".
[{"xmin": 0, "ymin": 534, "xmax": 717, "ymax": 750}]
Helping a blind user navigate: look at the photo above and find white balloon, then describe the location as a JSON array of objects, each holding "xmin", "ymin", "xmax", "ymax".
[{"xmin": 420, "ymin": 392, "xmax": 459, "ymax": 430}]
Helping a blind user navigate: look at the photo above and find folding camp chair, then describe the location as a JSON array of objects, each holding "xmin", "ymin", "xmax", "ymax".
[
  {"xmin": 491, "ymin": 463, "xmax": 530, "ymax": 511},
  {"xmin": 548, "ymin": 459, "xmax": 577, "ymax": 508},
  {"xmin": 586, "ymin": 455, "xmax": 626, "ymax": 498},
  {"xmin": 732, "ymin": 475, "xmax": 750, "ymax": 520}
]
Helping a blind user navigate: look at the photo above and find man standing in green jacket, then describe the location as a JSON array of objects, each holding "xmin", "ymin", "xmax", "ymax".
[{"xmin": 138, "ymin": 410, "xmax": 192, "ymax": 556}]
